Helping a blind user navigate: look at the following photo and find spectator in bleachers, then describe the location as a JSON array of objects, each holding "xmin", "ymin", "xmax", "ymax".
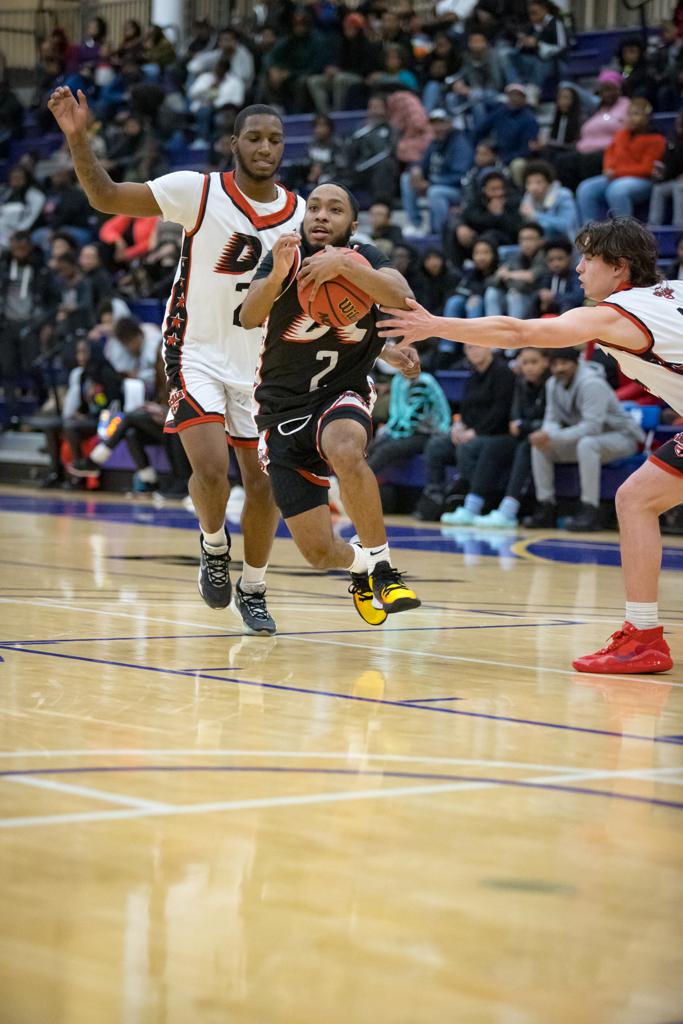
[
  {"xmin": 0, "ymin": 77, "xmax": 24, "ymax": 158},
  {"xmin": 298, "ymin": 115, "xmax": 347, "ymax": 192},
  {"xmin": 189, "ymin": 57, "xmax": 247, "ymax": 143},
  {"xmin": 47, "ymin": 230, "xmax": 77, "ymax": 266},
  {"xmin": 142, "ymin": 25, "xmax": 176, "ymax": 74},
  {"xmin": 529, "ymin": 83, "xmax": 581, "ymax": 163},
  {"xmin": 443, "ymin": 346, "xmax": 550, "ymax": 525},
  {"xmin": 67, "ymin": 17, "xmax": 107, "ymax": 74},
  {"xmin": 103, "ymin": 316, "xmax": 161, "ymax": 393},
  {"xmin": 114, "ymin": 19, "xmax": 144, "ymax": 66},
  {"xmin": 261, "ymin": 9, "xmax": 326, "ymax": 113},
  {"xmin": 443, "ymin": 237, "xmax": 500, "ymax": 318},
  {"xmin": 504, "ymin": 0, "xmax": 568, "ymax": 92},
  {"xmin": 187, "ymin": 27, "xmax": 255, "ymax": 95},
  {"xmin": 416, "ymin": 343, "xmax": 516, "ymax": 521},
  {"xmin": 420, "ymin": 32, "xmax": 461, "ymax": 111},
  {"xmin": 116, "ymin": 219, "xmax": 181, "ymax": 300},
  {"xmin": 32, "ymin": 165, "xmax": 91, "ymax": 249},
  {"xmin": 554, "ymin": 70, "xmax": 629, "ymax": 192},
  {"xmin": 98, "ymin": 213, "xmax": 158, "ymax": 270},
  {"xmin": 367, "ymin": 44, "xmax": 419, "ymax": 95},
  {"xmin": 612, "ymin": 36, "xmax": 655, "ymax": 104},
  {"xmin": 52, "ymin": 251, "xmax": 95, "ymax": 337},
  {"xmin": 0, "ymin": 166, "xmax": 46, "ymax": 251},
  {"xmin": 576, "ymin": 98, "xmax": 666, "ymax": 222},
  {"xmin": 307, "ymin": 12, "xmax": 379, "ymax": 114},
  {"xmin": 387, "ymin": 89, "xmax": 433, "ymax": 166},
  {"xmin": 413, "ymin": 248, "xmax": 461, "ymax": 317},
  {"xmin": 0, "ymin": 230, "xmax": 58, "ymax": 425},
  {"xmin": 652, "ymin": 20, "xmax": 683, "ymax": 110},
  {"xmin": 77, "ymin": 244, "xmax": 113, "ymax": 310},
  {"xmin": 180, "ymin": 18, "xmax": 216, "ymax": 68},
  {"xmin": 367, "ymin": 371, "xmax": 452, "ymax": 483},
  {"xmin": 648, "ymin": 110, "xmax": 683, "ymax": 226},
  {"xmin": 400, "ymin": 108, "xmax": 473, "ymax": 236},
  {"xmin": 123, "ymin": 137, "xmax": 170, "ymax": 184},
  {"xmin": 485, "ymin": 221, "xmax": 546, "ymax": 318},
  {"xmin": 474, "ymin": 83, "xmax": 539, "ymax": 167},
  {"xmin": 345, "ymin": 94, "xmax": 398, "ymax": 205},
  {"xmin": 102, "ymin": 113, "xmax": 145, "ymax": 180},
  {"xmin": 519, "ymin": 159, "xmax": 578, "ymax": 239},
  {"xmin": 366, "ymin": 201, "xmax": 405, "ymax": 255},
  {"xmin": 523, "ymin": 349, "xmax": 644, "ymax": 532},
  {"xmin": 377, "ymin": 10, "xmax": 414, "ymax": 58},
  {"xmin": 535, "ymin": 238, "xmax": 583, "ymax": 314},
  {"xmin": 390, "ymin": 243, "xmax": 421, "ymax": 294},
  {"xmin": 451, "ymin": 169, "xmax": 522, "ymax": 263},
  {"xmin": 444, "ymin": 30, "xmax": 505, "ymax": 124},
  {"xmin": 459, "ymin": 139, "xmax": 508, "ymax": 207}
]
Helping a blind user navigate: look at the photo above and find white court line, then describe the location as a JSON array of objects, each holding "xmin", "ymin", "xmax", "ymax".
[
  {"xmin": 5, "ymin": 774, "xmax": 171, "ymax": 810},
  {"xmin": 1, "ymin": 596, "xmax": 682, "ymax": 688},
  {"xmin": 0, "ymin": 763, "xmax": 681, "ymax": 830}
]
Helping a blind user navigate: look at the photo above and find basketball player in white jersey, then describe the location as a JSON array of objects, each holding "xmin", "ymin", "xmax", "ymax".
[
  {"xmin": 379, "ymin": 217, "xmax": 683, "ymax": 675},
  {"xmin": 48, "ymin": 88, "xmax": 306, "ymax": 635}
]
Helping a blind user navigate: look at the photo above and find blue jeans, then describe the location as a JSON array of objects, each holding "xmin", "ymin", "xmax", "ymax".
[
  {"xmin": 444, "ymin": 293, "xmax": 484, "ymax": 318},
  {"xmin": 505, "ymin": 51, "xmax": 552, "ymax": 89},
  {"xmin": 428, "ymin": 184, "xmax": 461, "ymax": 233},
  {"xmin": 576, "ymin": 175, "xmax": 654, "ymax": 222},
  {"xmin": 400, "ymin": 168, "xmax": 423, "ymax": 228}
]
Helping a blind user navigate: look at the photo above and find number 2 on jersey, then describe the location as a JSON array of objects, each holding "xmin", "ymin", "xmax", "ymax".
[
  {"xmin": 310, "ymin": 350, "xmax": 339, "ymax": 391},
  {"xmin": 233, "ymin": 282, "xmax": 251, "ymax": 327}
]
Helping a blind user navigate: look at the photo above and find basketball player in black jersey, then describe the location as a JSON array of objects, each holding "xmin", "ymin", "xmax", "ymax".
[{"xmin": 240, "ymin": 183, "xmax": 421, "ymax": 624}]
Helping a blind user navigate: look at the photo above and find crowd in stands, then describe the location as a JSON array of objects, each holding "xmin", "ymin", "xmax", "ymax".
[{"xmin": 0, "ymin": 0, "xmax": 682, "ymax": 529}]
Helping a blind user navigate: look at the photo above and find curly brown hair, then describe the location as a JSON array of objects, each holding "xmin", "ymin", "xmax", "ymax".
[{"xmin": 575, "ymin": 217, "xmax": 660, "ymax": 288}]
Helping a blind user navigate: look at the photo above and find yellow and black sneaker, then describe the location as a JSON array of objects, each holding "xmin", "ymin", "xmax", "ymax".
[
  {"xmin": 370, "ymin": 561, "xmax": 421, "ymax": 614},
  {"xmin": 349, "ymin": 571, "xmax": 388, "ymax": 626}
]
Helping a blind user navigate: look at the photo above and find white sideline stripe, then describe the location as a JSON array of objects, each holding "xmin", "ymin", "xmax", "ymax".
[
  {"xmin": 5, "ymin": 774, "xmax": 171, "ymax": 810},
  {"xmin": 1, "ymin": 596, "xmax": 682, "ymax": 688},
  {"xmin": 0, "ymin": 765, "xmax": 680, "ymax": 830}
]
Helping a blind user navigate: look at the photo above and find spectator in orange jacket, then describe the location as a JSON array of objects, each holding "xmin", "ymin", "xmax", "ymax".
[
  {"xmin": 576, "ymin": 98, "xmax": 666, "ymax": 221},
  {"xmin": 98, "ymin": 213, "xmax": 158, "ymax": 267}
]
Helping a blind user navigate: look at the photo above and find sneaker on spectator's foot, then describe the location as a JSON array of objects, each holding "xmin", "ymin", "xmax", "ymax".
[
  {"xmin": 402, "ymin": 223, "xmax": 426, "ymax": 238},
  {"xmin": 370, "ymin": 561, "xmax": 421, "ymax": 614},
  {"xmin": 475, "ymin": 508, "xmax": 518, "ymax": 528},
  {"xmin": 572, "ymin": 622, "xmax": 673, "ymax": 674},
  {"xmin": 232, "ymin": 578, "xmax": 276, "ymax": 635},
  {"xmin": 565, "ymin": 502, "xmax": 601, "ymax": 532},
  {"xmin": 68, "ymin": 457, "xmax": 101, "ymax": 478},
  {"xmin": 349, "ymin": 571, "xmax": 388, "ymax": 626},
  {"xmin": 441, "ymin": 506, "xmax": 476, "ymax": 526},
  {"xmin": 198, "ymin": 533, "xmax": 232, "ymax": 609},
  {"xmin": 523, "ymin": 501, "xmax": 556, "ymax": 528},
  {"xmin": 132, "ymin": 471, "xmax": 158, "ymax": 493}
]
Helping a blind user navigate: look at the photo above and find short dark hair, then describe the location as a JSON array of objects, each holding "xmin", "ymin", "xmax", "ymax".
[
  {"xmin": 525, "ymin": 159, "xmax": 555, "ymax": 184},
  {"xmin": 233, "ymin": 104, "xmax": 283, "ymax": 136},
  {"xmin": 549, "ymin": 347, "xmax": 580, "ymax": 363},
  {"xmin": 519, "ymin": 222, "xmax": 544, "ymax": 237},
  {"xmin": 544, "ymin": 238, "xmax": 573, "ymax": 255},
  {"xmin": 309, "ymin": 182, "xmax": 359, "ymax": 220},
  {"xmin": 575, "ymin": 216, "xmax": 660, "ymax": 288},
  {"xmin": 10, "ymin": 230, "xmax": 32, "ymax": 244},
  {"xmin": 114, "ymin": 316, "xmax": 143, "ymax": 344}
]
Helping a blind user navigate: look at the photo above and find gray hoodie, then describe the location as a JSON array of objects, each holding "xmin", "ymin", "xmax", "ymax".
[{"xmin": 543, "ymin": 361, "xmax": 645, "ymax": 444}]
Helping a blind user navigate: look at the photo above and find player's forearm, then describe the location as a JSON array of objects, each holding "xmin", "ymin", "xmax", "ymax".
[
  {"xmin": 65, "ymin": 131, "xmax": 118, "ymax": 212},
  {"xmin": 340, "ymin": 258, "xmax": 411, "ymax": 307},
  {"xmin": 240, "ymin": 273, "xmax": 285, "ymax": 328},
  {"xmin": 431, "ymin": 314, "xmax": 529, "ymax": 348}
]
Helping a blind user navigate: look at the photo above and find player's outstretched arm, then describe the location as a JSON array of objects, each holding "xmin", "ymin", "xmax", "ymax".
[
  {"xmin": 48, "ymin": 87, "xmax": 161, "ymax": 217},
  {"xmin": 240, "ymin": 233, "xmax": 301, "ymax": 328},
  {"xmin": 378, "ymin": 298, "xmax": 644, "ymax": 352}
]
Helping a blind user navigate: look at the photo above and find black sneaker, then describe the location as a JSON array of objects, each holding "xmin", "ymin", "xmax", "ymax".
[
  {"xmin": 370, "ymin": 561, "xmax": 421, "ymax": 614},
  {"xmin": 565, "ymin": 502, "xmax": 601, "ymax": 532},
  {"xmin": 522, "ymin": 501, "xmax": 557, "ymax": 529},
  {"xmin": 232, "ymin": 577, "xmax": 276, "ymax": 635},
  {"xmin": 198, "ymin": 533, "xmax": 232, "ymax": 609}
]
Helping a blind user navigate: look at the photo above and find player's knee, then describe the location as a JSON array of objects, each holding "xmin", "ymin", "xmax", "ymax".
[
  {"xmin": 616, "ymin": 474, "xmax": 649, "ymax": 517},
  {"xmin": 192, "ymin": 461, "xmax": 228, "ymax": 491},
  {"xmin": 242, "ymin": 465, "xmax": 273, "ymax": 503},
  {"xmin": 325, "ymin": 437, "xmax": 365, "ymax": 477}
]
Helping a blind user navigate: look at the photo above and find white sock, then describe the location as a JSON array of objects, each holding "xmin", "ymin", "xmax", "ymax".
[
  {"xmin": 347, "ymin": 542, "xmax": 368, "ymax": 575},
  {"xmin": 89, "ymin": 443, "xmax": 112, "ymax": 465},
  {"xmin": 201, "ymin": 526, "xmax": 228, "ymax": 553},
  {"xmin": 241, "ymin": 561, "xmax": 267, "ymax": 592},
  {"xmin": 136, "ymin": 466, "xmax": 157, "ymax": 484},
  {"xmin": 625, "ymin": 602, "xmax": 658, "ymax": 630},
  {"xmin": 366, "ymin": 542, "xmax": 391, "ymax": 574}
]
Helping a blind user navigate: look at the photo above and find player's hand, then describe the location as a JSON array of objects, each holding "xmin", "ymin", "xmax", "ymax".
[
  {"xmin": 378, "ymin": 297, "xmax": 440, "ymax": 346},
  {"xmin": 298, "ymin": 245, "xmax": 346, "ymax": 302},
  {"xmin": 271, "ymin": 232, "xmax": 301, "ymax": 280},
  {"xmin": 47, "ymin": 86, "xmax": 90, "ymax": 137},
  {"xmin": 381, "ymin": 344, "xmax": 421, "ymax": 379}
]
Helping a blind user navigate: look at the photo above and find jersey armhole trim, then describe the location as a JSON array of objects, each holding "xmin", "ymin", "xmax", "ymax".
[
  {"xmin": 220, "ymin": 171, "xmax": 298, "ymax": 229},
  {"xmin": 596, "ymin": 301, "xmax": 654, "ymax": 355},
  {"xmin": 186, "ymin": 174, "xmax": 210, "ymax": 237}
]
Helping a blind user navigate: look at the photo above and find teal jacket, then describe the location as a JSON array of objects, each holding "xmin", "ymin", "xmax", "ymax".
[{"xmin": 384, "ymin": 372, "xmax": 452, "ymax": 439}]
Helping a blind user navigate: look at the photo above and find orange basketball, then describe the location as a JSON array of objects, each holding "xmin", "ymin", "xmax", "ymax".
[{"xmin": 297, "ymin": 248, "xmax": 373, "ymax": 328}]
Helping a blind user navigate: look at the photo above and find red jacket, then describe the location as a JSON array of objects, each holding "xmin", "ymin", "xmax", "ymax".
[
  {"xmin": 603, "ymin": 128, "xmax": 666, "ymax": 179},
  {"xmin": 99, "ymin": 215, "xmax": 158, "ymax": 261}
]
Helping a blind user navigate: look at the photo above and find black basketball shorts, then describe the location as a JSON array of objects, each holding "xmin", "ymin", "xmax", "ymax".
[{"xmin": 650, "ymin": 432, "xmax": 683, "ymax": 478}]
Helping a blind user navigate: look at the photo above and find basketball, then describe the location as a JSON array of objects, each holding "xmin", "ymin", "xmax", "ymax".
[{"xmin": 298, "ymin": 247, "xmax": 373, "ymax": 328}]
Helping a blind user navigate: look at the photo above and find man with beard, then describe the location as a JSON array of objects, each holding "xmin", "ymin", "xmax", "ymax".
[
  {"xmin": 240, "ymin": 183, "xmax": 421, "ymax": 625},
  {"xmin": 48, "ymin": 89, "xmax": 305, "ymax": 635},
  {"xmin": 379, "ymin": 216, "xmax": 683, "ymax": 675}
]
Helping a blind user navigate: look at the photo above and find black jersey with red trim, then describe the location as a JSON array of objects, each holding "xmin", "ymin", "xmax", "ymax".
[{"xmin": 253, "ymin": 242, "xmax": 391, "ymax": 430}]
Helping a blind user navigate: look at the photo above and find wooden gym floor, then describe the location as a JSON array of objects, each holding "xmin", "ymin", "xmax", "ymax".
[{"xmin": 0, "ymin": 486, "xmax": 681, "ymax": 1024}]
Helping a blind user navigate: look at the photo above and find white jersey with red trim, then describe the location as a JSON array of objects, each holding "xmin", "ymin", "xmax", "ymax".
[
  {"xmin": 598, "ymin": 281, "xmax": 683, "ymax": 415},
  {"xmin": 147, "ymin": 169, "xmax": 305, "ymax": 390}
]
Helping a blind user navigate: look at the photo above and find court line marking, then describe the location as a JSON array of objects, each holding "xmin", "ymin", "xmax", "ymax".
[
  {"xmin": 3, "ymin": 645, "xmax": 682, "ymax": 744},
  {"xmin": 1, "ymin": 764, "xmax": 682, "ymax": 831},
  {"xmin": 5, "ymin": 775, "xmax": 171, "ymax": 810},
  {"xmin": 1, "ymin": 596, "xmax": 680, "ymax": 688}
]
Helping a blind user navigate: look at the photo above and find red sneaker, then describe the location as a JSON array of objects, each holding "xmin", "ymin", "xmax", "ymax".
[{"xmin": 572, "ymin": 622, "xmax": 673, "ymax": 675}]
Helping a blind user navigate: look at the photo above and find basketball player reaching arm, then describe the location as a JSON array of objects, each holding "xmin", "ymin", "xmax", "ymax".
[
  {"xmin": 241, "ymin": 183, "xmax": 422, "ymax": 625},
  {"xmin": 49, "ymin": 88, "xmax": 307, "ymax": 636},
  {"xmin": 379, "ymin": 217, "xmax": 683, "ymax": 673}
]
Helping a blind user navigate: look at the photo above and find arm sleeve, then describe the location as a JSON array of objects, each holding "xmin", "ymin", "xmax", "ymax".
[{"xmin": 146, "ymin": 171, "xmax": 207, "ymax": 232}]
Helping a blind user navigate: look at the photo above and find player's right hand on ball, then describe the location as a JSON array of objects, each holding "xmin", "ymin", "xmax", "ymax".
[
  {"xmin": 272, "ymin": 233, "xmax": 301, "ymax": 278},
  {"xmin": 48, "ymin": 86, "xmax": 90, "ymax": 136}
]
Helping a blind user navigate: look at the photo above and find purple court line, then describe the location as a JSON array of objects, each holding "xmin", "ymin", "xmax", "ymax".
[
  {"xmin": 4, "ymin": 644, "xmax": 681, "ymax": 747},
  {"xmin": 0, "ymin": 621, "xmax": 585, "ymax": 647},
  {"xmin": 398, "ymin": 697, "xmax": 463, "ymax": 704},
  {"xmin": 1, "ymin": 764, "xmax": 682, "ymax": 812}
]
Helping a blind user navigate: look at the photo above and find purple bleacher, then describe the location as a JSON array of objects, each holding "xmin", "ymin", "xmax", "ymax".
[
  {"xmin": 129, "ymin": 299, "xmax": 165, "ymax": 324},
  {"xmin": 651, "ymin": 227, "xmax": 681, "ymax": 258},
  {"xmin": 105, "ymin": 442, "xmax": 171, "ymax": 474}
]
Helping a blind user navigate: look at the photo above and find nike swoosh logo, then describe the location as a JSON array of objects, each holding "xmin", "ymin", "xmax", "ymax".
[{"xmin": 369, "ymin": 548, "xmax": 385, "ymax": 556}]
